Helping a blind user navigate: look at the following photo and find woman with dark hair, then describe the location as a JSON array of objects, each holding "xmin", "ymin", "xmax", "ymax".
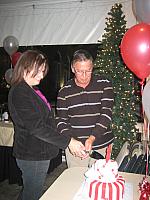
[{"xmin": 8, "ymin": 50, "xmax": 86, "ymax": 200}]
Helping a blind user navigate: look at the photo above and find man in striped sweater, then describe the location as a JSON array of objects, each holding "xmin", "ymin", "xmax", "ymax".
[{"xmin": 56, "ymin": 49, "xmax": 114, "ymax": 167}]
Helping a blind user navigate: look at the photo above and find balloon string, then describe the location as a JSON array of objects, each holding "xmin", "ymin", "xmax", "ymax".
[
  {"xmin": 140, "ymin": 79, "xmax": 145, "ymax": 115},
  {"xmin": 140, "ymin": 79, "xmax": 147, "ymax": 135},
  {"xmin": 148, "ymin": 123, "xmax": 149, "ymax": 142},
  {"xmin": 146, "ymin": 141, "xmax": 149, "ymax": 177},
  {"xmin": 146, "ymin": 123, "xmax": 150, "ymax": 177},
  {"xmin": 10, "ymin": 56, "xmax": 12, "ymax": 69},
  {"xmin": 140, "ymin": 78, "xmax": 149, "ymax": 177},
  {"xmin": 139, "ymin": 79, "xmax": 144, "ymax": 96}
]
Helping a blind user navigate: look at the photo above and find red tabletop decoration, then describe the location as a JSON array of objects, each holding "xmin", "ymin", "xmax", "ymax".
[{"xmin": 139, "ymin": 176, "xmax": 150, "ymax": 200}]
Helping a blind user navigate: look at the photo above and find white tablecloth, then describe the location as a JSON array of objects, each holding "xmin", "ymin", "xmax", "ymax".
[
  {"xmin": 0, "ymin": 121, "xmax": 14, "ymax": 146},
  {"xmin": 40, "ymin": 167, "xmax": 150, "ymax": 200}
]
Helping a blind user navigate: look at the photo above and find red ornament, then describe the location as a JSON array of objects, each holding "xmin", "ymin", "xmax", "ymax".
[{"xmin": 120, "ymin": 23, "xmax": 150, "ymax": 80}]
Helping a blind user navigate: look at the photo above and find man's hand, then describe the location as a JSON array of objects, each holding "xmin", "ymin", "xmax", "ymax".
[{"xmin": 85, "ymin": 135, "xmax": 95, "ymax": 152}]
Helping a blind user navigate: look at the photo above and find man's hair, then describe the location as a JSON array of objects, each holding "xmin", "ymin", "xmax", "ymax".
[{"xmin": 71, "ymin": 49, "xmax": 93, "ymax": 65}]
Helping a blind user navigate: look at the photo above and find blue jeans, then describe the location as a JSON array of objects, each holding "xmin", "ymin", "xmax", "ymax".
[{"xmin": 16, "ymin": 159, "xmax": 50, "ymax": 200}]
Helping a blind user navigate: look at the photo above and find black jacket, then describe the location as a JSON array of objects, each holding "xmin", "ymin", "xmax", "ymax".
[{"xmin": 8, "ymin": 81, "xmax": 71, "ymax": 161}]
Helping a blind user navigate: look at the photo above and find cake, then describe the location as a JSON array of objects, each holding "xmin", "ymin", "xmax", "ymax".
[
  {"xmin": 73, "ymin": 144, "xmax": 125, "ymax": 200},
  {"xmin": 80, "ymin": 159, "xmax": 125, "ymax": 200}
]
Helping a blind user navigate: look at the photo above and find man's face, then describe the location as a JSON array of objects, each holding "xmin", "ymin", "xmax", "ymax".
[{"xmin": 72, "ymin": 60, "xmax": 93, "ymax": 88}]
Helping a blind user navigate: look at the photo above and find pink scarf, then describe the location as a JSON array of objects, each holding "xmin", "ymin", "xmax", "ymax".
[{"xmin": 34, "ymin": 89, "xmax": 51, "ymax": 110}]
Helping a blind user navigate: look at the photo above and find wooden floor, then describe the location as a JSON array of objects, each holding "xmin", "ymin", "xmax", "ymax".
[{"xmin": 0, "ymin": 162, "xmax": 67, "ymax": 200}]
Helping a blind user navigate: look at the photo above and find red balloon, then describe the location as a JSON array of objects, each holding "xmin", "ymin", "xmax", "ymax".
[
  {"xmin": 120, "ymin": 23, "xmax": 150, "ymax": 80},
  {"xmin": 11, "ymin": 51, "xmax": 22, "ymax": 67}
]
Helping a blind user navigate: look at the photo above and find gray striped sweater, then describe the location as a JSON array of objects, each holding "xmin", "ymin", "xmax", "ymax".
[{"xmin": 56, "ymin": 74, "xmax": 114, "ymax": 150}]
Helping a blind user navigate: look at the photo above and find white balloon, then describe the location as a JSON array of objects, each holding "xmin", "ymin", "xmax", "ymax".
[
  {"xmin": 3, "ymin": 35, "xmax": 19, "ymax": 56},
  {"xmin": 142, "ymin": 80, "xmax": 150, "ymax": 122},
  {"xmin": 5, "ymin": 68, "xmax": 13, "ymax": 84},
  {"xmin": 133, "ymin": 0, "xmax": 150, "ymax": 23}
]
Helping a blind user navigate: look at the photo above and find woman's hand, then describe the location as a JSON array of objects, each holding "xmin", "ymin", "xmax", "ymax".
[{"xmin": 68, "ymin": 138, "xmax": 88, "ymax": 158}]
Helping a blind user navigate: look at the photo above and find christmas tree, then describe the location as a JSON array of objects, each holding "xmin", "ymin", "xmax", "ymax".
[{"xmin": 94, "ymin": 3, "xmax": 138, "ymax": 158}]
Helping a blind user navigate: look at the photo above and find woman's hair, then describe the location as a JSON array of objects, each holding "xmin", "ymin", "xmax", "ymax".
[
  {"xmin": 71, "ymin": 49, "xmax": 93, "ymax": 66},
  {"xmin": 11, "ymin": 50, "xmax": 49, "ymax": 85}
]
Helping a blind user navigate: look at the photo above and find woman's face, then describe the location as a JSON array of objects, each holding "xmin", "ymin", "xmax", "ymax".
[{"xmin": 23, "ymin": 64, "xmax": 45, "ymax": 87}]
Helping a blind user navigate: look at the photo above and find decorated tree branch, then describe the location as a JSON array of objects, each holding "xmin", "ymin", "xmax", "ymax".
[{"xmin": 94, "ymin": 3, "xmax": 138, "ymax": 159}]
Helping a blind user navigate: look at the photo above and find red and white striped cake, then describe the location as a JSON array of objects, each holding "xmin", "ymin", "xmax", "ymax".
[{"xmin": 84, "ymin": 159, "xmax": 125, "ymax": 200}]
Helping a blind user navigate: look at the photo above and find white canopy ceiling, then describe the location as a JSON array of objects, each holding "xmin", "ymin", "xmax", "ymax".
[{"xmin": 0, "ymin": 0, "xmax": 136, "ymax": 46}]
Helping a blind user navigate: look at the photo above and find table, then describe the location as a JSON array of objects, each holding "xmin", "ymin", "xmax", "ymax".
[
  {"xmin": 40, "ymin": 167, "xmax": 150, "ymax": 200},
  {"xmin": 0, "ymin": 121, "xmax": 22, "ymax": 184},
  {"xmin": 0, "ymin": 121, "xmax": 14, "ymax": 146},
  {"xmin": 0, "ymin": 121, "xmax": 62, "ymax": 185}
]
